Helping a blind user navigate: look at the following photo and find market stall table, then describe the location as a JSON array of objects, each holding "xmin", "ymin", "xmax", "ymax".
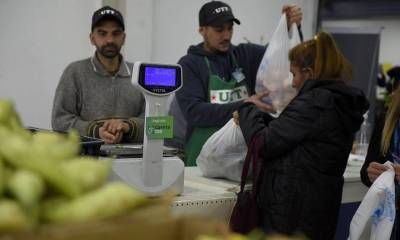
[{"xmin": 172, "ymin": 158, "xmax": 368, "ymax": 224}]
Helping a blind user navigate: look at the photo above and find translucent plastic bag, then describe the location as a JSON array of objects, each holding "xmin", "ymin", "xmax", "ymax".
[
  {"xmin": 256, "ymin": 14, "xmax": 301, "ymax": 114},
  {"xmin": 348, "ymin": 161, "xmax": 395, "ymax": 240},
  {"xmin": 289, "ymin": 22, "xmax": 301, "ymax": 48},
  {"xmin": 196, "ymin": 119, "xmax": 247, "ymax": 182}
]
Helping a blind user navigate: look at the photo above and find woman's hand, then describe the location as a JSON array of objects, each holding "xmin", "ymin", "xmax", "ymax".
[
  {"xmin": 393, "ymin": 164, "xmax": 400, "ymax": 182},
  {"xmin": 367, "ymin": 162, "xmax": 389, "ymax": 183},
  {"xmin": 245, "ymin": 91, "xmax": 276, "ymax": 113},
  {"xmin": 282, "ymin": 5, "xmax": 303, "ymax": 28},
  {"xmin": 232, "ymin": 111, "xmax": 239, "ymax": 125}
]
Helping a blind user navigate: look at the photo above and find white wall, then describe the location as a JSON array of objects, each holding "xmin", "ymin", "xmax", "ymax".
[
  {"xmin": 0, "ymin": 0, "xmax": 102, "ymax": 128},
  {"xmin": 149, "ymin": 0, "xmax": 317, "ymax": 64},
  {"xmin": 0, "ymin": 0, "xmax": 317, "ymax": 128},
  {"xmin": 322, "ymin": 18, "xmax": 400, "ymax": 65},
  {"xmin": 124, "ymin": 0, "xmax": 153, "ymax": 62}
]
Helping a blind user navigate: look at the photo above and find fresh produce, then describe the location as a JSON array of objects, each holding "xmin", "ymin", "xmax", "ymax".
[
  {"xmin": 196, "ymin": 233, "xmax": 248, "ymax": 240},
  {"xmin": 0, "ymin": 100, "xmax": 30, "ymax": 139},
  {"xmin": 42, "ymin": 182, "xmax": 147, "ymax": 223},
  {"xmin": 0, "ymin": 157, "xmax": 3, "ymax": 196},
  {"xmin": 0, "ymin": 164, "xmax": 13, "ymax": 196},
  {"xmin": 60, "ymin": 157, "xmax": 111, "ymax": 192},
  {"xmin": 0, "ymin": 99, "xmax": 149, "ymax": 234},
  {"xmin": 0, "ymin": 134, "xmax": 81, "ymax": 198},
  {"xmin": 0, "ymin": 200, "xmax": 31, "ymax": 232},
  {"xmin": 31, "ymin": 130, "xmax": 80, "ymax": 162},
  {"xmin": 7, "ymin": 169, "xmax": 45, "ymax": 209}
]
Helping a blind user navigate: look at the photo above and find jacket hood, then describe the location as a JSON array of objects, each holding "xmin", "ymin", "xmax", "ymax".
[
  {"xmin": 187, "ymin": 43, "xmax": 233, "ymax": 58},
  {"xmin": 301, "ymin": 80, "xmax": 369, "ymax": 134}
]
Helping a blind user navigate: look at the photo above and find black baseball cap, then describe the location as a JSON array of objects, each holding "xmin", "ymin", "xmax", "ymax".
[
  {"xmin": 91, "ymin": 6, "xmax": 125, "ymax": 31},
  {"xmin": 199, "ymin": 1, "xmax": 240, "ymax": 27}
]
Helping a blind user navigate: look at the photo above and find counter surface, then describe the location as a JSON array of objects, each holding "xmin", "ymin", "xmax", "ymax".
[{"xmin": 172, "ymin": 161, "xmax": 369, "ymax": 222}]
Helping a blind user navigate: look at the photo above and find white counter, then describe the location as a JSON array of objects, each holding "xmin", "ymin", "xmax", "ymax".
[
  {"xmin": 172, "ymin": 163, "xmax": 369, "ymax": 223},
  {"xmin": 172, "ymin": 167, "xmax": 238, "ymax": 222}
]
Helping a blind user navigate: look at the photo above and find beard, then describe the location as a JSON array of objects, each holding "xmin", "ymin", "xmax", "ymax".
[{"xmin": 97, "ymin": 43, "xmax": 121, "ymax": 59}]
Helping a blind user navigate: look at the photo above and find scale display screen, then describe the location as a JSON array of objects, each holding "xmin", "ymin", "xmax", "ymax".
[
  {"xmin": 137, "ymin": 63, "xmax": 182, "ymax": 95},
  {"xmin": 144, "ymin": 67, "xmax": 176, "ymax": 87}
]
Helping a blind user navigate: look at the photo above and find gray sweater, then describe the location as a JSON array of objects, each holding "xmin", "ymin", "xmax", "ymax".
[{"xmin": 51, "ymin": 55, "xmax": 145, "ymax": 142}]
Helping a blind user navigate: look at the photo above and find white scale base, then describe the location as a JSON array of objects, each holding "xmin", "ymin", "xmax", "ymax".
[{"xmin": 110, "ymin": 156, "xmax": 184, "ymax": 197}]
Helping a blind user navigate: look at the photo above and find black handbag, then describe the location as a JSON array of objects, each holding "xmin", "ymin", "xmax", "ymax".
[{"xmin": 229, "ymin": 132, "xmax": 264, "ymax": 234}]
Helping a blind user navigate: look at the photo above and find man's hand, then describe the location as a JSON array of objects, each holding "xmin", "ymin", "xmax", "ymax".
[
  {"xmin": 98, "ymin": 119, "xmax": 129, "ymax": 144},
  {"xmin": 367, "ymin": 162, "xmax": 388, "ymax": 183},
  {"xmin": 282, "ymin": 5, "xmax": 303, "ymax": 28},
  {"xmin": 103, "ymin": 119, "xmax": 130, "ymax": 135},
  {"xmin": 99, "ymin": 126, "xmax": 123, "ymax": 144},
  {"xmin": 245, "ymin": 91, "xmax": 276, "ymax": 113}
]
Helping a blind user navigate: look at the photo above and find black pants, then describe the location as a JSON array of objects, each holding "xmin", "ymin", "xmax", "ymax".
[{"xmin": 391, "ymin": 210, "xmax": 400, "ymax": 240}]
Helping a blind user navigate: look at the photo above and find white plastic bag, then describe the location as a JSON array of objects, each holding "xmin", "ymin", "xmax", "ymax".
[
  {"xmin": 256, "ymin": 14, "xmax": 301, "ymax": 113},
  {"xmin": 289, "ymin": 23, "xmax": 301, "ymax": 48},
  {"xmin": 196, "ymin": 119, "xmax": 247, "ymax": 182},
  {"xmin": 348, "ymin": 161, "xmax": 396, "ymax": 240}
]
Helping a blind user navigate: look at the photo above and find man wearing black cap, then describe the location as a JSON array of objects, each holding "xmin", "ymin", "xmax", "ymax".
[
  {"xmin": 168, "ymin": 1, "xmax": 302, "ymax": 165},
  {"xmin": 52, "ymin": 6, "xmax": 145, "ymax": 144}
]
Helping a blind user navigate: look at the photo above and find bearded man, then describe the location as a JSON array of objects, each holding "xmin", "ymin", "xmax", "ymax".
[{"xmin": 52, "ymin": 6, "xmax": 144, "ymax": 144}]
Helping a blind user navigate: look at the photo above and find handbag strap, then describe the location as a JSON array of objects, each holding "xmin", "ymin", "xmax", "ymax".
[
  {"xmin": 251, "ymin": 134, "xmax": 264, "ymax": 193},
  {"xmin": 239, "ymin": 131, "xmax": 263, "ymax": 192}
]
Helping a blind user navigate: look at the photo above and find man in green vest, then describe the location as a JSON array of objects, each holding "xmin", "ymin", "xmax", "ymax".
[{"xmin": 169, "ymin": 1, "xmax": 303, "ymax": 166}]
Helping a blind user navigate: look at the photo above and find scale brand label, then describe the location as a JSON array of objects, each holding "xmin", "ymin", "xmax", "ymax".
[{"xmin": 146, "ymin": 116, "xmax": 173, "ymax": 139}]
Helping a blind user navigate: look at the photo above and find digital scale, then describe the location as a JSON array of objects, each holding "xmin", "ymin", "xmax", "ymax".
[{"xmin": 110, "ymin": 62, "xmax": 184, "ymax": 196}]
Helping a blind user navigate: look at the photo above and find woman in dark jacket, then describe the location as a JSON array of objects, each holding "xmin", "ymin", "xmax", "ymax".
[
  {"xmin": 235, "ymin": 32, "xmax": 369, "ymax": 239},
  {"xmin": 360, "ymin": 87, "xmax": 400, "ymax": 239}
]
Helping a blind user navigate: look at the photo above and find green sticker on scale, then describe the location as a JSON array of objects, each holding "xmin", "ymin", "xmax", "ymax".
[{"xmin": 146, "ymin": 116, "xmax": 173, "ymax": 139}]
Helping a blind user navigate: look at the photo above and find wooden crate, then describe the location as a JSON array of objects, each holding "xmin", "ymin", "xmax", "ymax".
[{"xmin": 0, "ymin": 200, "xmax": 227, "ymax": 240}]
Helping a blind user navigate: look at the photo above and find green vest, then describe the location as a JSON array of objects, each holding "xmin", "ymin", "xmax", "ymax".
[{"xmin": 184, "ymin": 56, "xmax": 249, "ymax": 166}]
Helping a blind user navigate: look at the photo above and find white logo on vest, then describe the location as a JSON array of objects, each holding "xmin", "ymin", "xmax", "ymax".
[{"xmin": 210, "ymin": 85, "xmax": 248, "ymax": 104}]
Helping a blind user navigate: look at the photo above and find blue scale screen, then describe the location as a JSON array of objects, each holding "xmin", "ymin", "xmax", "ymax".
[{"xmin": 144, "ymin": 67, "xmax": 176, "ymax": 87}]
